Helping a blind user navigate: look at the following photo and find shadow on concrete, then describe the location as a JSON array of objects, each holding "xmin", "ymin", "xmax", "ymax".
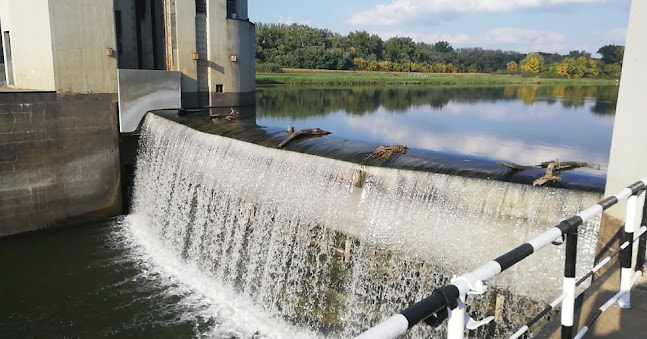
[
  {"xmin": 537, "ymin": 261, "xmax": 647, "ymax": 338},
  {"xmin": 0, "ymin": 63, "xmax": 5, "ymax": 87}
]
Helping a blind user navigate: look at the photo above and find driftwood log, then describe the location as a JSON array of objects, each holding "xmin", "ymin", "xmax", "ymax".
[
  {"xmin": 533, "ymin": 162, "xmax": 561, "ymax": 186},
  {"xmin": 277, "ymin": 126, "xmax": 331, "ymax": 148},
  {"xmin": 497, "ymin": 160, "xmax": 594, "ymax": 186},
  {"xmin": 497, "ymin": 160, "xmax": 592, "ymax": 172},
  {"xmin": 363, "ymin": 144, "xmax": 409, "ymax": 162},
  {"xmin": 209, "ymin": 108, "xmax": 239, "ymax": 120}
]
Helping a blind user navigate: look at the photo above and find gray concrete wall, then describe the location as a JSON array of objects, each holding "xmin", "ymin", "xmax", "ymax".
[
  {"xmin": 0, "ymin": 0, "xmax": 118, "ymax": 93},
  {"xmin": 49, "ymin": 0, "xmax": 119, "ymax": 93},
  {"xmin": 604, "ymin": 0, "xmax": 647, "ymax": 215},
  {"xmin": 206, "ymin": 0, "xmax": 255, "ymax": 107},
  {"xmin": 596, "ymin": 0, "xmax": 646, "ymax": 271},
  {"xmin": 1, "ymin": 0, "xmax": 56, "ymax": 90},
  {"xmin": 166, "ymin": 0, "xmax": 199, "ymax": 106},
  {"xmin": 0, "ymin": 92, "xmax": 121, "ymax": 237}
]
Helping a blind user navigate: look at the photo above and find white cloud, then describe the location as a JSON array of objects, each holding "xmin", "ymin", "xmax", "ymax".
[
  {"xmin": 343, "ymin": 108, "xmax": 609, "ymax": 166},
  {"xmin": 483, "ymin": 27, "xmax": 567, "ymax": 52},
  {"xmin": 605, "ymin": 27, "xmax": 627, "ymax": 42},
  {"xmin": 372, "ymin": 27, "xmax": 569, "ymax": 53},
  {"xmin": 277, "ymin": 16, "xmax": 312, "ymax": 26},
  {"xmin": 375, "ymin": 29, "xmax": 471, "ymax": 45},
  {"xmin": 348, "ymin": 0, "xmax": 605, "ymax": 26}
]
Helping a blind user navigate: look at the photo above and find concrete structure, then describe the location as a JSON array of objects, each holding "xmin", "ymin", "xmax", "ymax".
[
  {"xmin": 597, "ymin": 0, "xmax": 647, "ymax": 264},
  {"xmin": 0, "ymin": 0, "xmax": 255, "ymax": 236},
  {"xmin": 0, "ymin": 92, "xmax": 122, "ymax": 237},
  {"xmin": 0, "ymin": 0, "xmax": 255, "ymax": 105},
  {"xmin": 0, "ymin": 0, "xmax": 118, "ymax": 92},
  {"xmin": 161, "ymin": 0, "xmax": 255, "ymax": 107},
  {"xmin": 605, "ymin": 1, "xmax": 647, "ymax": 215}
]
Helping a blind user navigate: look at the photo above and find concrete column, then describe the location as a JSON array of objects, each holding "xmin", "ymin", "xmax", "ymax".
[
  {"xmin": 3, "ymin": 0, "xmax": 56, "ymax": 91},
  {"xmin": 165, "ymin": 0, "xmax": 198, "ymax": 106},
  {"xmin": 206, "ymin": 0, "xmax": 255, "ymax": 107},
  {"xmin": 49, "ymin": 0, "xmax": 118, "ymax": 93},
  {"xmin": 596, "ymin": 0, "xmax": 647, "ymax": 275},
  {"xmin": 605, "ymin": 0, "xmax": 647, "ymax": 218}
]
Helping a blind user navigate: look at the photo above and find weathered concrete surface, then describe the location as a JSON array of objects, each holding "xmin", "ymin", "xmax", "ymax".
[
  {"xmin": 0, "ymin": 0, "xmax": 118, "ymax": 93},
  {"xmin": 164, "ymin": 0, "xmax": 198, "ymax": 106},
  {"xmin": 0, "ymin": 0, "xmax": 56, "ymax": 91},
  {"xmin": 604, "ymin": 0, "xmax": 647, "ymax": 220},
  {"xmin": 117, "ymin": 69, "xmax": 181, "ymax": 132},
  {"xmin": 541, "ymin": 265, "xmax": 647, "ymax": 338},
  {"xmin": 205, "ymin": 2, "xmax": 255, "ymax": 107},
  {"xmin": 0, "ymin": 92, "xmax": 121, "ymax": 237},
  {"xmin": 48, "ymin": 0, "xmax": 118, "ymax": 93}
]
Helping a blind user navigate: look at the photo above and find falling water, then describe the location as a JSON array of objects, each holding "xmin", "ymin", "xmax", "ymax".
[{"xmin": 129, "ymin": 114, "xmax": 603, "ymax": 338}]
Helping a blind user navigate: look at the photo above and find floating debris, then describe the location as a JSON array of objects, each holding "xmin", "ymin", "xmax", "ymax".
[
  {"xmin": 363, "ymin": 144, "xmax": 409, "ymax": 162},
  {"xmin": 497, "ymin": 160, "xmax": 595, "ymax": 186},
  {"xmin": 209, "ymin": 108, "xmax": 239, "ymax": 121},
  {"xmin": 277, "ymin": 126, "xmax": 331, "ymax": 148}
]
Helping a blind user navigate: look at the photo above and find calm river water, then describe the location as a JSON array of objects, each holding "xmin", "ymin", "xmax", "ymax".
[{"xmin": 256, "ymin": 85, "xmax": 617, "ymax": 172}]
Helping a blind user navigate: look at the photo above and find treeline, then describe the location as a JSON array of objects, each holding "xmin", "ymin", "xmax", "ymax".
[{"xmin": 256, "ymin": 23, "xmax": 624, "ymax": 79}]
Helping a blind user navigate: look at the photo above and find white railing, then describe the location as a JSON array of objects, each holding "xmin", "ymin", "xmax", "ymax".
[{"xmin": 357, "ymin": 177, "xmax": 647, "ymax": 339}]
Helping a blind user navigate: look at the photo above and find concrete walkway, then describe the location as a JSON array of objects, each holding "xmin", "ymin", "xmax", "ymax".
[
  {"xmin": 577, "ymin": 269, "xmax": 647, "ymax": 338},
  {"xmin": 541, "ymin": 266, "xmax": 647, "ymax": 338}
]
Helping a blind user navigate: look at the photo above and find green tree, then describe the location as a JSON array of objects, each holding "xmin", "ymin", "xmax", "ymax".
[
  {"xmin": 567, "ymin": 50, "xmax": 591, "ymax": 59},
  {"xmin": 597, "ymin": 44, "xmax": 625, "ymax": 65},
  {"xmin": 506, "ymin": 61, "xmax": 519, "ymax": 72},
  {"xmin": 353, "ymin": 57, "xmax": 368, "ymax": 70},
  {"xmin": 384, "ymin": 37, "xmax": 416, "ymax": 63},
  {"xmin": 347, "ymin": 31, "xmax": 384, "ymax": 60},
  {"xmin": 432, "ymin": 41, "xmax": 453, "ymax": 53},
  {"xmin": 520, "ymin": 53, "xmax": 544, "ymax": 74}
]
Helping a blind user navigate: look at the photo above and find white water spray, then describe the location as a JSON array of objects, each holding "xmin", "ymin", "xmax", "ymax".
[{"xmin": 129, "ymin": 114, "xmax": 602, "ymax": 337}]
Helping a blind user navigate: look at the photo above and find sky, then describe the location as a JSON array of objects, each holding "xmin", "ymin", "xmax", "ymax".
[{"xmin": 248, "ymin": 0, "xmax": 632, "ymax": 56}]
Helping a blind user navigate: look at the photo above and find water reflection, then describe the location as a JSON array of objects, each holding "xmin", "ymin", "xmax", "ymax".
[
  {"xmin": 256, "ymin": 85, "xmax": 617, "ymax": 170},
  {"xmin": 257, "ymin": 85, "xmax": 618, "ymax": 117}
]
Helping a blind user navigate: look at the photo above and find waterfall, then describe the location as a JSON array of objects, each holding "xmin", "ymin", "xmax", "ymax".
[{"xmin": 129, "ymin": 113, "xmax": 603, "ymax": 338}]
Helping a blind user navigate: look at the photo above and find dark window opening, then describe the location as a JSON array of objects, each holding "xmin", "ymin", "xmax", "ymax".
[
  {"xmin": 114, "ymin": 10, "xmax": 123, "ymax": 55},
  {"xmin": 196, "ymin": 0, "xmax": 206, "ymax": 15},
  {"xmin": 0, "ymin": 27, "xmax": 4, "ymax": 63},
  {"xmin": 216, "ymin": 84, "xmax": 223, "ymax": 93},
  {"xmin": 226, "ymin": 0, "xmax": 236, "ymax": 18},
  {"xmin": 3, "ymin": 31, "xmax": 14, "ymax": 86}
]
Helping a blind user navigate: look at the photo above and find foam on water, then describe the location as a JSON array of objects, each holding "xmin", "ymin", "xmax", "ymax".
[
  {"xmin": 120, "ymin": 214, "xmax": 320, "ymax": 338},
  {"xmin": 128, "ymin": 113, "xmax": 603, "ymax": 337}
]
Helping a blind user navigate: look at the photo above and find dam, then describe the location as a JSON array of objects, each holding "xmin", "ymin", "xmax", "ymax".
[
  {"xmin": 131, "ymin": 113, "xmax": 610, "ymax": 337},
  {"xmin": 2, "ymin": 1, "xmax": 647, "ymax": 338}
]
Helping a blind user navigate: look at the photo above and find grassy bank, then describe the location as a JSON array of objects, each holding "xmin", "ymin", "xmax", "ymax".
[{"xmin": 257, "ymin": 69, "xmax": 618, "ymax": 87}]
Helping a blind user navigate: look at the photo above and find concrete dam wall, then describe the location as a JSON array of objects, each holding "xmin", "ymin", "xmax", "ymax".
[{"xmin": 0, "ymin": 92, "xmax": 121, "ymax": 237}]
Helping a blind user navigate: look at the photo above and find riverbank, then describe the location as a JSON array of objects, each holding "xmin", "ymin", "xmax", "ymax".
[{"xmin": 257, "ymin": 69, "xmax": 618, "ymax": 86}]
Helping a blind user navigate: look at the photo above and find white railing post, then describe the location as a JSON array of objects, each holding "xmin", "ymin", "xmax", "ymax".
[
  {"xmin": 446, "ymin": 292, "xmax": 466, "ymax": 339},
  {"xmin": 618, "ymin": 193, "xmax": 639, "ymax": 308},
  {"xmin": 561, "ymin": 229, "xmax": 578, "ymax": 338}
]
